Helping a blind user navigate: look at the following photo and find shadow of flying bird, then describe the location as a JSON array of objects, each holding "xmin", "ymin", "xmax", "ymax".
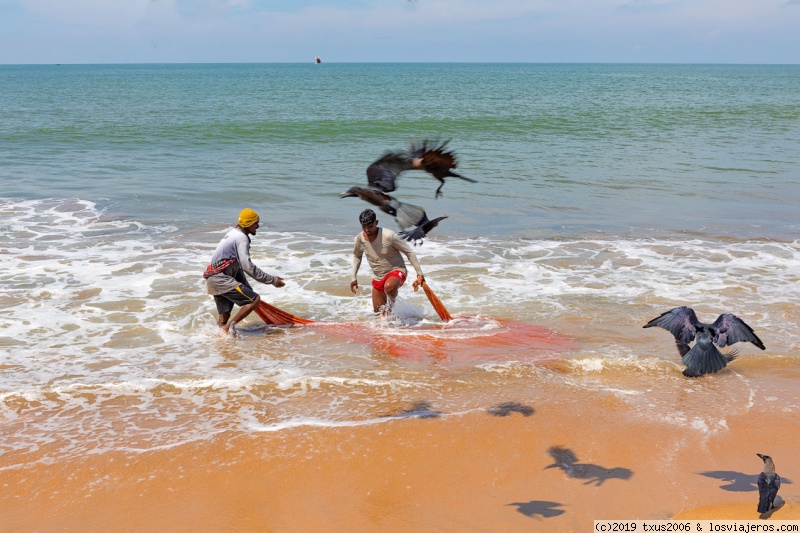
[
  {"xmin": 643, "ymin": 306, "xmax": 765, "ymax": 377},
  {"xmin": 506, "ymin": 500, "xmax": 566, "ymax": 519},
  {"xmin": 488, "ymin": 402, "xmax": 535, "ymax": 417},
  {"xmin": 545, "ymin": 446, "xmax": 633, "ymax": 486},
  {"xmin": 698, "ymin": 470, "xmax": 761, "ymax": 492},
  {"xmin": 698, "ymin": 470, "xmax": 792, "ymax": 494}
]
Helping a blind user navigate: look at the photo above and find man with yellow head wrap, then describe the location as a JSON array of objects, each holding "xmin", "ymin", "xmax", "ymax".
[{"xmin": 203, "ymin": 208, "xmax": 286, "ymax": 336}]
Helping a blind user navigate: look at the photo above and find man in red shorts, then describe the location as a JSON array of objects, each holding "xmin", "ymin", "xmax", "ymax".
[{"xmin": 350, "ymin": 209, "xmax": 424, "ymax": 315}]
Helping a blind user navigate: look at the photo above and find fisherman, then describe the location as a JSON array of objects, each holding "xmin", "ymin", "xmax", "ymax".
[
  {"xmin": 350, "ymin": 209, "xmax": 424, "ymax": 315},
  {"xmin": 204, "ymin": 208, "xmax": 285, "ymax": 336}
]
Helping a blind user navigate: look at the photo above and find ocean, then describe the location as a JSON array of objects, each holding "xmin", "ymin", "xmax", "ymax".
[{"xmin": 1, "ymin": 63, "xmax": 800, "ymax": 529}]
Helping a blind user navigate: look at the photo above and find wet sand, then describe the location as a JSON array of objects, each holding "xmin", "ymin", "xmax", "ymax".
[{"xmin": 3, "ymin": 375, "xmax": 798, "ymax": 533}]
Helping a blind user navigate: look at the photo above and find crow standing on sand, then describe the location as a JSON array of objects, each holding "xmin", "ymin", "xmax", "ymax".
[
  {"xmin": 757, "ymin": 453, "xmax": 781, "ymax": 514},
  {"xmin": 341, "ymin": 140, "xmax": 473, "ymax": 244},
  {"xmin": 643, "ymin": 306, "xmax": 765, "ymax": 377}
]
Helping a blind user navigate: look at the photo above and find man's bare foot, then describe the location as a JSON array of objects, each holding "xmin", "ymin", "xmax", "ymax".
[{"xmin": 221, "ymin": 320, "xmax": 238, "ymax": 338}]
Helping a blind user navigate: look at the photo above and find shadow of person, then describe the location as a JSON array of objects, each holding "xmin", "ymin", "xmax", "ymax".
[
  {"xmin": 382, "ymin": 400, "xmax": 442, "ymax": 419},
  {"xmin": 507, "ymin": 500, "xmax": 566, "ymax": 519},
  {"xmin": 488, "ymin": 402, "xmax": 535, "ymax": 417},
  {"xmin": 545, "ymin": 446, "xmax": 633, "ymax": 486},
  {"xmin": 697, "ymin": 471, "xmax": 792, "ymax": 492}
]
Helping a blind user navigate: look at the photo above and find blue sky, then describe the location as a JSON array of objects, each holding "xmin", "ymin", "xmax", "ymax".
[{"xmin": 1, "ymin": 0, "xmax": 798, "ymax": 64}]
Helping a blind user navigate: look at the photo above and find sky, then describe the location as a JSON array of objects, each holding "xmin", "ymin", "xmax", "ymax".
[{"xmin": 0, "ymin": 0, "xmax": 799, "ymax": 64}]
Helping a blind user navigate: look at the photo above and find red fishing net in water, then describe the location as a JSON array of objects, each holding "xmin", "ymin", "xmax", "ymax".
[{"xmin": 253, "ymin": 300, "xmax": 576, "ymax": 363}]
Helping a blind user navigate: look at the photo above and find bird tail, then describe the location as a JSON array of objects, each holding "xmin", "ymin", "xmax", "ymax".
[
  {"xmin": 400, "ymin": 225, "xmax": 426, "ymax": 243},
  {"xmin": 682, "ymin": 342, "xmax": 730, "ymax": 376},
  {"xmin": 447, "ymin": 169, "xmax": 477, "ymax": 183},
  {"xmin": 758, "ymin": 492, "xmax": 772, "ymax": 514}
]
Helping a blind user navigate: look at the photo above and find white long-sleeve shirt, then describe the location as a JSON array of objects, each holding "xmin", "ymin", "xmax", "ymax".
[
  {"xmin": 352, "ymin": 227, "xmax": 423, "ymax": 282},
  {"xmin": 205, "ymin": 228, "xmax": 279, "ymax": 295}
]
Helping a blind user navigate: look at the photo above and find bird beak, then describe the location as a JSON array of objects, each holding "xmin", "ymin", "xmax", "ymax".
[{"xmin": 757, "ymin": 453, "xmax": 765, "ymax": 461}]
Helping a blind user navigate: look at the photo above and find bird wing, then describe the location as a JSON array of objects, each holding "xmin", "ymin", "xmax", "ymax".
[
  {"xmin": 392, "ymin": 199, "xmax": 426, "ymax": 231},
  {"xmin": 366, "ymin": 152, "xmax": 414, "ymax": 192},
  {"xmin": 400, "ymin": 216, "xmax": 448, "ymax": 244},
  {"xmin": 643, "ymin": 306, "xmax": 699, "ymax": 344},
  {"xmin": 757, "ymin": 472, "xmax": 774, "ymax": 513},
  {"xmin": 711, "ymin": 314, "xmax": 766, "ymax": 350},
  {"xmin": 421, "ymin": 215, "xmax": 448, "ymax": 235},
  {"xmin": 339, "ymin": 186, "xmax": 397, "ymax": 216}
]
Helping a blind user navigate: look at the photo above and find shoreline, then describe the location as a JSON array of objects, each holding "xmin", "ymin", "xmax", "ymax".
[{"xmin": 3, "ymin": 388, "xmax": 798, "ymax": 532}]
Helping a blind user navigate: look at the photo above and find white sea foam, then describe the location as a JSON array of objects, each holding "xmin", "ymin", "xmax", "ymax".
[{"xmin": 1, "ymin": 198, "xmax": 798, "ymax": 461}]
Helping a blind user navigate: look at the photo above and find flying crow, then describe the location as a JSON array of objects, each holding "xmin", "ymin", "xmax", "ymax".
[
  {"xmin": 340, "ymin": 186, "xmax": 446, "ymax": 244},
  {"xmin": 366, "ymin": 140, "xmax": 476, "ymax": 198}
]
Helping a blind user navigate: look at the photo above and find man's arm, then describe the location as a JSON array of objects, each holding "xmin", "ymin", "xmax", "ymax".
[
  {"xmin": 235, "ymin": 235, "xmax": 281, "ymax": 286},
  {"xmin": 351, "ymin": 235, "xmax": 364, "ymax": 293}
]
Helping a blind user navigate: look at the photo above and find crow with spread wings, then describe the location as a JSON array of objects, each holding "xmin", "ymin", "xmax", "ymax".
[
  {"xmin": 341, "ymin": 140, "xmax": 474, "ymax": 244},
  {"xmin": 643, "ymin": 306, "xmax": 766, "ymax": 377}
]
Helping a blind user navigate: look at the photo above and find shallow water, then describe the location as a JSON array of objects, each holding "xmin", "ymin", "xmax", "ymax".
[{"xmin": 1, "ymin": 63, "xmax": 799, "ymax": 468}]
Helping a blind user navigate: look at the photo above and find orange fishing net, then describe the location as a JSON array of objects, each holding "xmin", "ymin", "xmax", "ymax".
[
  {"xmin": 412, "ymin": 278, "xmax": 452, "ymax": 322},
  {"xmin": 254, "ymin": 301, "xmax": 314, "ymax": 325}
]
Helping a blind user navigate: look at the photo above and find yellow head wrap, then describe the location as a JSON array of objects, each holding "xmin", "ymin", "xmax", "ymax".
[{"xmin": 238, "ymin": 208, "xmax": 260, "ymax": 228}]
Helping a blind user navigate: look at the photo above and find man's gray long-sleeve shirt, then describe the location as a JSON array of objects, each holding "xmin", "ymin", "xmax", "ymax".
[{"xmin": 205, "ymin": 228, "xmax": 278, "ymax": 295}]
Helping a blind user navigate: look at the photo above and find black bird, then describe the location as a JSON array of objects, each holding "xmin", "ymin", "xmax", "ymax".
[
  {"xmin": 366, "ymin": 140, "xmax": 476, "ymax": 198},
  {"xmin": 409, "ymin": 139, "xmax": 476, "ymax": 198},
  {"xmin": 643, "ymin": 306, "xmax": 765, "ymax": 377},
  {"xmin": 339, "ymin": 186, "xmax": 447, "ymax": 244},
  {"xmin": 757, "ymin": 453, "xmax": 781, "ymax": 514},
  {"xmin": 399, "ymin": 213, "xmax": 448, "ymax": 245}
]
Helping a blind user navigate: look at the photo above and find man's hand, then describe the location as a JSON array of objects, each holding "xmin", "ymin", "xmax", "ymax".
[
  {"xmin": 274, "ymin": 277, "xmax": 286, "ymax": 288},
  {"xmin": 412, "ymin": 275, "xmax": 425, "ymax": 291},
  {"xmin": 350, "ymin": 280, "xmax": 359, "ymax": 294}
]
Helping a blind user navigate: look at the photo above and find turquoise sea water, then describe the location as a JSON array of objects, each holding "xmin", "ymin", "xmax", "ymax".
[{"xmin": 1, "ymin": 63, "xmax": 799, "ymax": 461}]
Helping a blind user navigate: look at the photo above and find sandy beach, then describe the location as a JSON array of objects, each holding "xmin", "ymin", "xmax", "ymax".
[
  {"xmin": 3, "ymin": 63, "xmax": 800, "ymax": 533},
  {"xmin": 3, "ymin": 363, "xmax": 797, "ymax": 533}
]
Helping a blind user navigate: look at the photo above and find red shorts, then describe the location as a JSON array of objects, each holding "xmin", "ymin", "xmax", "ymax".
[{"xmin": 372, "ymin": 269, "xmax": 407, "ymax": 292}]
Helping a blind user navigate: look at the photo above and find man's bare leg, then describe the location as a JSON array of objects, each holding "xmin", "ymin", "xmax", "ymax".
[
  {"xmin": 371, "ymin": 287, "xmax": 387, "ymax": 314},
  {"xmin": 221, "ymin": 294, "xmax": 261, "ymax": 336},
  {"xmin": 381, "ymin": 276, "xmax": 402, "ymax": 316}
]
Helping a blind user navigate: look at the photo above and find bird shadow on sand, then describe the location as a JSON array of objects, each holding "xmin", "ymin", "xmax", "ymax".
[
  {"xmin": 546, "ymin": 446, "xmax": 633, "ymax": 486},
  {"xmin": 506, "ymin": 500, "xmax": 566, "ymax": 520},
  {"xmin": 381, "ymin": 401, "xmax": 442, "ymax": 419},
  {"xmin": 487, "ymin": 402, "xmax": 534, "ymax": 417},
  {"xmin": 697, "ymin": 471, "xmax": 792, "ymax": 492}
]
